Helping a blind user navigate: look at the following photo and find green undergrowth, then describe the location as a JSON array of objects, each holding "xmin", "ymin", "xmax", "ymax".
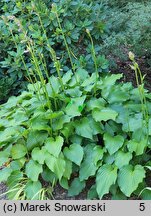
[
  {"xmin": 102, "ymin": 1, "xmax": 151, "ymax": 67},
  {"xmin": 0, "ymin": 68, "xmax": 151, "ymax": 199},
  {"xmin": 1, "ymin": 0, "xmax": 151, "ymax": 102},
  {"xmin": 0, "ymin": 0, "xmax": 109, "ymax": 102}
]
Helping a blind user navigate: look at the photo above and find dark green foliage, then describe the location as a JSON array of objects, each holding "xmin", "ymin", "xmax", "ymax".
[
  {"xmin": 101, "ymin": 1, "xmax": 151, "ymax": 67},
  {"xmin": 0, "ymin": 0, "xmax": 108, "ymax": 102},
  {"xmin": 1, "ymin": 0, "xmax": 150, "ymax": 102}
]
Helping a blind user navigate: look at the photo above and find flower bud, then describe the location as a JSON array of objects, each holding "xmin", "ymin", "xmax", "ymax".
[{"xmin": 129, "ymin": 51, "xmax": 135, "ymax": 61}]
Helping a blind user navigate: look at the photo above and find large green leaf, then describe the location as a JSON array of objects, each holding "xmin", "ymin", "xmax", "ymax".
[
  {"xmin": 45, "ymin": 152, "xmax": 56, "ymax": 171},
  {"xmin": 140, "ymin": 188, "xmax": 151, "ymax": 200},
  {"xmin": 65, "ymin": 96, "xmax": 86, "ymax": 118},
  {"xmin": 63, "ymin": 144, "xmax": 84, "ymax": 166},
  {"xmin": 87, "ymin": 185, "xmax": 98, "ymax": 199},
  {"xmin": 50, "ymin": 76, "xmax": 61, "ymax": 94},
  {"xmin": 86, "ymin": 98, "xmax": 106, "ymax": 111},
  {"xmin": 79, "ymin": 161, "xmax": 97, "ymax": 181},
  {"xmin": 26, "ymin": 130, "xmax": 48, "ymax": 150},
  {"xmin": 45, "ymin": 136, "xmax": 64, "ymax": 157},
  {"xmin": 127, "ymin": 139, "xmax": 147, "ymax": 156},
  {"xmin": 0, "ymin": 167, "xmax": 12, "ymax": 182},
  {"xmin": 79, "ymin": 145, "xmax": 104, "ymax": 181},
  {"xmin": 7, "ymin": 171, "xmax": 23, "ymax": 199},
  {"xmin": 115, "ymin": 151, "xmax": 132, "ymax": 168},
  {"xmin": 65, "ymin": 86, "xmax": 82, "ymax": 97},
  {"xmin": 102, "ymin": 74, "xmax": 123, "ymax": 89},
  {"xmin": 11, "ymin": 144, "xmax": 27, "ymax": 159},
  {"xmin": 61, "ymin": 122, "xmax": 74, "ymax": 140},
  {"xmin": 104, "ymin": 133, "xmax": 124, "ymax": 155},
  {"xmin": 122, "ymin": 114, "xmax": 143, "ymax": 132},
  {"xmin": 31, "ymin": 147, "xmax": 46, "ymax": 164},
  {"xmin": 45, "ymin": 152, "xmax": 65, "ymax": 180},
  {"xmin": 25, "ymin": 180, "xmax": 42, "ymax": 200},
  {"xmin": 25, "ymin": 160, "xmax": 43, "ymax": 182},
  {"xmin": 96, "ymin": 164, "xmax": 117, "ymax": 199},
  {"xmin": 12, "ymin": 109, "xmax": 28, "ymax": 125},
  {"xmin": 53, "ymin": 153, "xmax": 66, "ymax": 180},
  {"xmin": 63, "ymin": 159, "xmax": 72, "ymax": 180},
  {"xmin": 30, "ymin": 114, "xmax": 49, "ymax": 131},
  {"xmin": 60, "ymin": 177, "xmax": 69, "ymax": 190},
  {"xmin": 52, "ymin": 115, "xmax": 71, "ymax": 130},
  {"xmin": 92, "ymin": 108, "xmax": 118, "ymax": 122},
  {"xmin": 41, "ymin": 167, "xmax": 58, "ymax": 183},
  {"xmin": 74, "ymin": 117, "xmax": 93, "ymax": 139},
  {"xmin": 62, "ymin": 70, "xmax": 72, "ymax": 85},
  {"xmin": 107, "ymin": 87, "xmax": 129, "ymax": 103},
  {"xmin": 0, "ymin": 151, "xmax": 9, "ymax": 166},
  {"xmin": 76, "ymin": 68, "xmax": 89, "ymax": 83},
  {"xmin": 68, "ymin": 178, "xmax": 86, "ymax": 196},
  {"xmin": 75, "ymin": 117, "xmax": 103, "ymax": 139},
  {"xmin": 10, "ymin": 158, "xmax": 25, "ymax": 171},
  {"xmin": 118, "ymin": 165, "xmax": 146, "ymax": 197},
  {"xmin": 0, "ymin": 127, "xmax": 20, "ymax": 144}
]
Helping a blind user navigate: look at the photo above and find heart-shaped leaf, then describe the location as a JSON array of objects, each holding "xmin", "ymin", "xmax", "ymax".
[
  {"xmin": 118, "ymin": 165, "xmax": 146, "ymax": 197},
  {"xmin": 68, "ymin": 178, "xmax": 85, "ymax": 196},
  {"xmin": 25, "ymin": 160, "xmax": 43, "ymax": 182},
  {"xmin": 0, "ymin": 167, "xmax": 12, "ymax": 182},
  {"xmin": 115, "ymin": 151, "xmax": 132, "ymax": 168},
  {"xmin": 25, "ymin": 180, "xmax": 42, "ymax": 200},
  {"xmin": 65, "ymin": 96, "xmax": 86, "ymax": 118},
  {"xmin": 11, "ymin": 144, "xmax": 27, "ymax": 159},
  {"xmin": 0, "ymin": 151, "xmax": 9, "ymax": 166},
  {"xmin": 31, "ymin": 147, "xmax": 46, "ymax": 164},
  {"xmin": 63, "ymin": 144, "xmax": 84, "ymax": 166},
  {"xmin": 127, "ymin": 140, "xmax": 147, "ymax": 156},
  {"xmin": 96, "ymin": 164, "xmax": 117, "ymax": 199},
  {"xmin": 45, "ymin": 136, "xmax": 64, "ymax": 157},
  {"xmin": 79, "ymin": 145, "xmax": 104, "ymax": 181},
  {"xmin": 92, "ymin": 108, "xmax": 118, "ymax": 122},
  {"xmin": 104, "ymin": 133, "xmax": 124, "ymax": 155},
  {"xmin": 63, "ymin": 159, "xmax": 72, "ymax": 180},
  {"xmin": 45, "ymin": 152, "xmax": 65, "ymax": 180},
  {"xmin": 27, "ymin": 130, "xmax": 48, "ymax": 150}
]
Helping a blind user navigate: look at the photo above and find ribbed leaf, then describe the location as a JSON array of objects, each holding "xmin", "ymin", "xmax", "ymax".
[
  {"xmin": 68, "ymin": 178, "xmax": 85, "ymax": 196},
  {"xmin": 65, "ymin": 96, "xmax": 86, "ymax": 118},
  {"xmin": 64, "ymin": 144, "xmax": 83, "ymax": 166},
  {"xmin": 25, "ymin": 160, "xmax": 43, "ymax": 182},
  {"xmin": 45, "ymin": 136, "xmax": 64, "ymax": 157},
  {"xmin": 25, "ymin": 180, "xmax": 42, "ymax": 200},
  {"xmin": 11, "ymin": 144, "xmax": 27, "ymax": 159},
  {"xmin": 115, "ymin": 151, "xmax": 132, "ymax": 168},
  {"xmin": 45, "ymin": 152, "xmax": 65, "ymax": 180},
  {"xmin": 79, "ymin": 145, "xmax": 104, "ymax": 181},
  {"xmin": 96, "ymin": 164, "xmax": 117, "ymax": 199},
  {"xmin": 104, "ymin": 133, "xmax": 124, "ymax": 155},
  {"xmin": 31, "ymin": 147, "xmax": 46, "ymax": 164},
  {"xmin": 118, "ymin": 165, "xmax": 146, "ymax": 197},
  {"xmin": 92, "ymin": 108, "xmax": 118, "ymax": 122}
]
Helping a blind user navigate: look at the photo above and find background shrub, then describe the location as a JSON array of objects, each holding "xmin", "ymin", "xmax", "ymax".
[
  {"xmin": 101, "ymin": 1, "xmax": 151, "ymax": 68},
  {"xmin": 0, "ymin": 0, "xmax": 109, "ymax": 102}
]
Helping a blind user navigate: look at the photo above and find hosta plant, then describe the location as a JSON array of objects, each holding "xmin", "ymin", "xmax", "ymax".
[{"xmin": 0, "ymin": 67, "xmax": 151, "ymax": 199}]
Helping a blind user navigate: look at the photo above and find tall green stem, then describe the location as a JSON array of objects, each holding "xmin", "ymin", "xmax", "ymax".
[{"xmin": 86, "ymin": 29, "xmax": 98, "ymax": 96}]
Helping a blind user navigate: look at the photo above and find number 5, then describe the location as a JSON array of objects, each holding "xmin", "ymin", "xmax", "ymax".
[{"xmin": 139, "ymin": 203, "xmax": 145, "ymax": 211}]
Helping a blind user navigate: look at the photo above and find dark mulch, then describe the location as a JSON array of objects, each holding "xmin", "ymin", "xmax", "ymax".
[{"xmin": 0, "ymin": 182, "xmax": 7, "ymax": 200}]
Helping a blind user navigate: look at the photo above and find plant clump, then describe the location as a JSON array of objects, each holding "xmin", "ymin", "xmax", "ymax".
[{"xmin": 0, "ymin": 67, "xmax": 151, "ymax": 199}]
